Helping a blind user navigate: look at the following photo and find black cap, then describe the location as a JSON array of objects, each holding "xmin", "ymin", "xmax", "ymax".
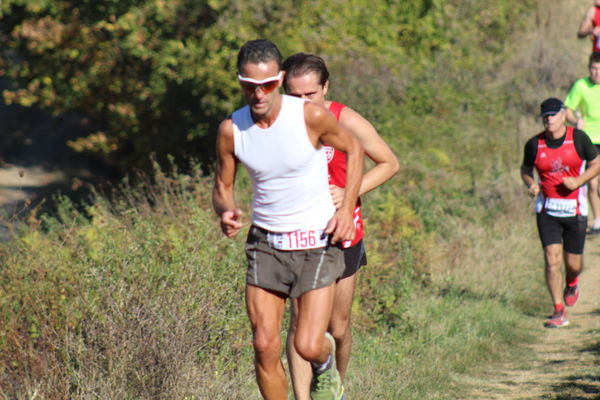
[{"xmin": 540, "ymin": 97, "xmax": 564, "ymax": 117}]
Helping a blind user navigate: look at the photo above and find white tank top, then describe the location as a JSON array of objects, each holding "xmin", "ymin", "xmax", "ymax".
[{"xmin": 232, "ymin": 95, "xmax": 335, "ymax": 232}]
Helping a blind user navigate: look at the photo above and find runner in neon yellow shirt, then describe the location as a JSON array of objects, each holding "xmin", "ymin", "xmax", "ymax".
[{"xmin": 565, "ymin": 52, "xmax": 600, "ymax": 233}]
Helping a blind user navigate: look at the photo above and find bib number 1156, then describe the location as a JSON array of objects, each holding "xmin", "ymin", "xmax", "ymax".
[{"xmin": 267, "ymin": 229, "xmax": 328, "ymax": 250}]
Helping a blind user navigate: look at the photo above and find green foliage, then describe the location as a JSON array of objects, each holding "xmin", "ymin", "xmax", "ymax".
[
  {"xmin": 355, "ymin": 188, "xmax": 430, "ymax": 330},
  {"xmin": 0, "ymin": 163, "xmax": 546, "ymax": 399},
  {"xmin": 347, "ymin": 288, "xmax": 538, "ymax": 399},
  {"xmin": 0, "ymin": 0, "xmax": 534, "ymax": 173},
  {"xmin": 0, "ymin": 0, "xmax": 554, "ymax": 398},
  {"xmin": 0, "ymin": 169, "xmax": 256, "ymax": 398},
  {"xmin": 1, "ymin": 0, "xmax": 243, "ymax": 170}
]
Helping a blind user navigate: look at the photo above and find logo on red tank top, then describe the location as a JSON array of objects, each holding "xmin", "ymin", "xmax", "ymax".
[
  {"xmin": 324, "ymin": 145, "xmax": 335, "ymax": 163},
  {"xmin": 551, "ymin": 158, "xmax": 570, "ymax": 175}
]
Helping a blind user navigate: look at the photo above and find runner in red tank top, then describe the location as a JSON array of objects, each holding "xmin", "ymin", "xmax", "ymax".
[
  {"xmin": 282, "ymin": 53, "xmax": 399, "ymax": 400},
  {"xmin": 577, "ymin": 1, "xmax": 600, "ymax": 53},
  {"xmin": 521, "ymin": 98, "xmax": 600, "ymax": 328},
  {"xmin": 326, "ymin": 101, "xmax": 365, "ymax": 249}
]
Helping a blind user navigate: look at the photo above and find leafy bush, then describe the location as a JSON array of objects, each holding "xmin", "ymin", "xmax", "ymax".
[
  {"xmin": 0, "ymin": 169, "xmax": 258, "ymax": 398},
  {"xmin": 1, "ymin": 0, "xmax": 534, "ymax": 173}
]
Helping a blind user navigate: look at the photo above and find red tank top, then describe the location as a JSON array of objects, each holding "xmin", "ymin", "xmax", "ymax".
[
  {"xmin": 534, "ymin": 127, "xmax": 587, "ymax": 216},
  {"xmin": 325, "ymin": 101, "xmax": 364, "ymax": 247},
  {"xmin": 593, "ymin": 6, "xmax": 600, "ymax": 52}
]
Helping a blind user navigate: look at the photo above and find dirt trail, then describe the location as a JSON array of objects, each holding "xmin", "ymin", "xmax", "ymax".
[
  {"xmin": 0, "ymin": 166, "xmax": 63, "ymax": 207},
  {"xmin": 466, "ymin": 240, "xmax": 600, "ymax": 399}
]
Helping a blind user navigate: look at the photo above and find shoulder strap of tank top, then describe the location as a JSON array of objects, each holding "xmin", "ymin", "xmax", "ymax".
[
  {"xmin": 566, "ymin": 125, "xmax": 574, "ymax": 140},
  {"xmin": 328, "ymin": 101, "xmax": 346, "ymax": 121}
]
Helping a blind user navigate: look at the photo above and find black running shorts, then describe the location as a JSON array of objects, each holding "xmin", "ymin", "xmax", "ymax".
[
  {"xmin": 536, "ymin": 212, "xmax": 587, "ymax": 254},
  {"xmin": 339, "ymin": 240, "xmax": 367, "ymax": 280},
  {"xmin": 245, "ymin": 226, "xmax": 344, "ymax": 298}
]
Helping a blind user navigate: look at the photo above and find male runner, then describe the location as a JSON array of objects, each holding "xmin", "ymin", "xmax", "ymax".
[
  {"xmin": 282, "ymin": 53, "xmax": 399, "ymax": 399},
  {"xmin": 520, "ymin": 98, "xmax": 600, "ymax": 328},
  {"xmin": 212, "ymin": 40, "xmax": 363, "ymax": 400},
  {"xmin": 577, "ymin": 0, "xmax": 600, "ymax": 54},
  {"xmin": 565, "ymin": 52, "xmax": 600, "ymax": 233}
]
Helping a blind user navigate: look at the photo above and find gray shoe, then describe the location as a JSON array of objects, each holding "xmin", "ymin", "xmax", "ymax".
[{"xmin": 587, "ymin": 226, "xmax": 600, "ymax": 235}]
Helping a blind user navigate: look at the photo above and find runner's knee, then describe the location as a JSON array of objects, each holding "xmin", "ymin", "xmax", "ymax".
[
  {"xmin": 545, "ymin": 259, "xmax": 562, "ymax": 272},
  {"xmin": 294, "ymin": 335, "xmax": 325, "ymax": 362},
  {"xmin": 253, "ymin": 329, "xmax": 282, "ymax": 360},
  {"xmin": 329, "ymin": 316, "xmax": 351, "ymax": 342}
]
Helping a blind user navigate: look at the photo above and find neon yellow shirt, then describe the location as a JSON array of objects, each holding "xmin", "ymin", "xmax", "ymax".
[{"xmin": 565, "ymin": 77, "xmax": 600, "ymax": 144}]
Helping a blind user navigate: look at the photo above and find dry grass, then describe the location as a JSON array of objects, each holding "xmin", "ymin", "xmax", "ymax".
[{"xmin": 495, "ymin": 0, "xmax": 590, "ymax": 107}]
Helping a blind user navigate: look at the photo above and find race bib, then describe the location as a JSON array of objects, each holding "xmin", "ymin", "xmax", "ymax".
[
  {"xmin": 267, "ymin": 229, "xmax": 328, "ymax": 251},
  {"xmin": 544, "ymin": 197, "xmax": 577, "ymax": 217}
]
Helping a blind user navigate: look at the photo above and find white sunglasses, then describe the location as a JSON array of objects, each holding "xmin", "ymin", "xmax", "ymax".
[{"xmin": 237, "ymin": 71, "xmax": 283, "ymax": 84}]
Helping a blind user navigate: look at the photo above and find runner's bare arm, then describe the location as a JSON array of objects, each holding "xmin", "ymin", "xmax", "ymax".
[
  {"xmin": 304, "ymin": 102, "xmax": 364, "ymax": 244},
  {"xmin": 563, "ymin": 156, "xmax": 600, "ymax": 190},
  {"xmin": 578, "ymin": 7, "xmax": 596, "ymax": 38},
  {"xmin": 335, "ymin": 106, "xmax": 399, "ymax": 197},
  {"xmin": 212, "ymin": 118, "xmax": 243, "ymax": 237},
  {"xmin": 520, "ymin": 164, "xmax": 540, "ymax": 197},
  {"xmin": 565, "ymin": 108, "xmax": 585, "ymax": 130}
]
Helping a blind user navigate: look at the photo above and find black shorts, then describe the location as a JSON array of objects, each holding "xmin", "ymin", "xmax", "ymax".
[
  {"xmin": 339, "ymin": 240, "xmax": 367, "ymax": 280},
  {"xmin": 536, "ymin": 212, "xmax": 587, "ymax": 254}
]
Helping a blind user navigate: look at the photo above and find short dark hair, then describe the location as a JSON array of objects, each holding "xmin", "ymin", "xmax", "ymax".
[
  {"xmin": 282, "ymin": 53, "xmax": 330, "ymax": 91},
  {"xmin": 237, "ymin": 39, "xmax": 282, "ymax": 72},
  {"xmin": 590, "ymin": 51, "xmax": 600, "ymax": 66}
]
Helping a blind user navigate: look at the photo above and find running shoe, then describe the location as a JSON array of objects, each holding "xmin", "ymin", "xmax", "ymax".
[
  {"xmin": 563, "ymin": 284, "xmax": 580, "ymax": 307},
  {"xmin": 544, "ymin": 309, "xmax": 569, "ymax": 328},
  {"xmin": 310, "ymin": 332, "xmax": 344, "ymax": 400},
  {"xmin": 587, "ymin": 226, "xmax": 600, "ymax": 235}
]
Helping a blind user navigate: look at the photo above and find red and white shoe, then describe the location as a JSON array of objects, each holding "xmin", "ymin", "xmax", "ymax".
[
  {"xmin": 563, "ymin": 285, "xmax": 580, "ymax": 307},
  {"xmin": 544, "ymin": 309, "xmax": 569, "ymax": 328}
]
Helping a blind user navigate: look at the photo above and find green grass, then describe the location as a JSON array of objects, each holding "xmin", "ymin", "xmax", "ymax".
[
  {"xmin": 0, "ymin": 0, "xmax": 575, "ymax": 396},
  {"xmin": 343, "ymin": 278, "xmax": 543, "ymax": 399},
  {"xmin": 0, "ymin": 164, "xmax": 549, "ymax": 399}
]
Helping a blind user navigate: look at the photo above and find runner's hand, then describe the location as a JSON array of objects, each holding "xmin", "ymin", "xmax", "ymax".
[
  {"xmin": 562, "ymin": 177, "xmax": 580, "ymax": 191},
  {"xmin": 220, "ymin": 209, "xmax": 243, "ymax": 237},
  {"xmin": 329, "ymin": 184, "xmax": 345, "ymax": 209},
  {"xmin": 325, "ymin": 209, "xmax": 355, "ymax": 244},
  {"xmin": 528, "ymin": 183, "xmax": 540, "ymax": 197}
]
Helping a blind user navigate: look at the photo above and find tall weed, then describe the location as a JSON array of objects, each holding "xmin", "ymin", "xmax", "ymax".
[{"xmin": 0, "ymin": 167, "xmax": 255, "ymax": 399}]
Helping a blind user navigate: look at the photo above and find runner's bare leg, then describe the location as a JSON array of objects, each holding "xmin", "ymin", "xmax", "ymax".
[
  {"xmin": 246, "ymin": 285, "xmax": 288, "ymax": 400},
  {"xmin": 564, "ymin": 251, "xmax": 583, "ymax": 283},
  {"xmin": 329, "ymin": 273, "xmax": 357, "ymax": 380},
  {"xmin": 544, "ymin": 244, "xmax": 564, "ymax": 307},
  {"xmin": 287, "ymin": 299, "xmax": 312, "ymax": 400},
  {"xmin": 589, "ymin": 176, "xmax": 600, "ymax": 225},
  {"xmin": 294, "ymin": 285, "xmax": 335, "ymax": 364}
]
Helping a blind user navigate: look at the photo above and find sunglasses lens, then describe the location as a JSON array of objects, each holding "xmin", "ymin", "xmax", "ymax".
[
  {"xmin": 239, "ymin": 80, "xmax": 279, "ymax": 94},
  {"xmin": 240, "ymin": 81, "xmax": 256, "ymax": 93},
  {"xmin": 261, "ymin": 80, "xmax": 279, "ymax": 94}
]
